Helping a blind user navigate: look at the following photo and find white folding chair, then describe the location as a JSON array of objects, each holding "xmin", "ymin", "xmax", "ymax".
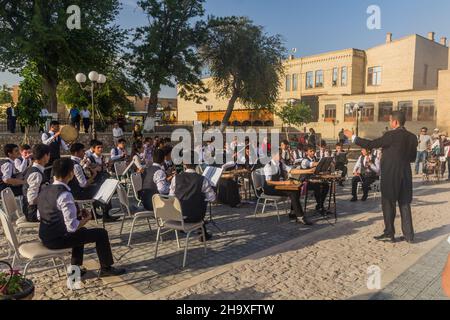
[
  {"xmin": 115, "ymin": 161, "xmax": 132, "ymax": 197},
  {"xmin": 0, "ymin": 210, "xmax": 69, "ymax": 277},
  {"xmin": 130, "ymin": 173, "xmax": 143, "ymax": 207},
  {"xmin": 117, "ymin": 184, "xmax": 153, "ymax": 247},
  {"xmin": 251, "ymin": 170, "xmax": 289, "ymax": 223},
  {"xmin": 1, "ymin": 188, "xmax": 39, "ymax": 236},
  {"xmin": 152, "ymin": 195, "xmax": 207, "ymax": 268}
]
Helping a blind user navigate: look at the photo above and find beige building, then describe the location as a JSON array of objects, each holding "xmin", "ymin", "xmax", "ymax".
[
  {"xmin": 178, "ymin": 32, "xmax": 450, "ymax": 139},
  {"xmin": 129, "ymin": 96, "xmax": 178, "ymax": 121}
]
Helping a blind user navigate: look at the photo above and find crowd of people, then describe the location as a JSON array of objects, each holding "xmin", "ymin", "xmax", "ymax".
[{"xmin": 415, "ymin": 127, "xmax": 450, "ymax": 180}]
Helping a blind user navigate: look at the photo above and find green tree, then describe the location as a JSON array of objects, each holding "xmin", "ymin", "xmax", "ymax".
[
  {"xmin": 16, "ymin": 62, "xmax": 47, "ymax": 143},
  {"xmin": 0, "ymin": 84, "xmax": 13, "ymax": 104},
  {"xmin": 0, "ymin": 1, "xmax": 125, "ymax": 113},
  {"xmin": 276, "ymin": 101, "xmax": 313, "ymax": 139},
  {"xmin": 201, "ymin": 16, "xmax": 286, "ymax": 131},
  {"xmin": 126, "ymin": 0, "xmax": 208, "ymax": 117}
]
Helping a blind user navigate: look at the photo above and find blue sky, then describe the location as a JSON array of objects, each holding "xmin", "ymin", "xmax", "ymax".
[{"xmin": 2, "ymin": 0, "xmax": 450, "ymax": 97}]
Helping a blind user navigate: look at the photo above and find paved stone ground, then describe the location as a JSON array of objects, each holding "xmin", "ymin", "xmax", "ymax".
[
  {"xmin": 1, "ymin": 171, "xmax": 450, "ymax": 300},
  {"xmin": 371, "ymin": 238, "xmax": 450, "ymax": 300}
]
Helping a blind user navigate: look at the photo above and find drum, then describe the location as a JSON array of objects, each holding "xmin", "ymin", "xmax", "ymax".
[{"xmin": 60, "ymin": 125, "xmax": 79, "ymax": 144}]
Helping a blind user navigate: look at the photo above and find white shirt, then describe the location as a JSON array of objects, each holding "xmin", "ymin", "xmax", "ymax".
[
  {"xmin": 132, "ymin": 154, "xmax": 145, "ymax": 171},
  {"xmin": 1, "ymin": 159, "xmax": 16, "ymax": 182},
  {"xmin": 151, "ymin": 163, "xmax": 170, "ymax": 195},
  {"xmin": 71, "ymin": 156, "xmax": 88, "ymax": 188},
  {"xmin": 169, "ymin": 169, "xmax": 216, "ymax": 202},
  {"xmin": 110, "ymin": 147, "xmax": 126, "ymax": 161},
  {"xmin": 112, "ymin": 127, "xmax": 124, "ymax": 138},
  {"xmin": 80, "ymin": 110, "xmax": 90, "ymax": 119},
  {"xmin": 40, "ymin": 108, "xmax": 49, "ymax": 117},
  {"xmin": 41, "ymin": 131, "xmax": 69, "ymax": 151},
  {"xmin": 14, "ymin": 157, "xmax": 31, "ymax": 174},
  {"xmin": 300, "ymin": 157, "xmax": 316, "ymax": 170},
  {"xmin": 37, "ymin": 181, "xmax": 79, "ymax": 232},
  {"xmin": 353, "ymin": 155, "xmax": 381, "ymax": 175},
  {"xmin": 264, "ymin": 160, "xmax": 292, "ymax": 181},
  {"xmin": 26, "ymin": 163, "xmax": 45, "ymax": 205}
]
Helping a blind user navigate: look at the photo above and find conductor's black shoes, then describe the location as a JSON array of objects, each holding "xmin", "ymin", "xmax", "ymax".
[
  {"xmin": 373, "ymin": 234, "xmax": 391, "ymax": 241},
  {"xmin": 99, "ymin": 267, "xmax": 126, "ymax": 278},
  {"xmin": 297, "ymin": 217, "xmax": 313, "ymax": 226},
  {"xmin": 399, "ymin": 236, "xmax": 415, "ymax": 244},
  {"xmin": 350, "ymin": 197, "xmax": 358, "ymax": 202}
]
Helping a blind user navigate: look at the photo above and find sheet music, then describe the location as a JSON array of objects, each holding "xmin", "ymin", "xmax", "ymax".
[
  {"xmin": 93, "ymin": 179, "xmax": 120, "ymax": 204},
  {"xmin": 202, "ymin": 166, "xmax": 223, "ymax": 187}
]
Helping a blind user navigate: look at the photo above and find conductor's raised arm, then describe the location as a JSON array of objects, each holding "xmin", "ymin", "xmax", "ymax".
[{"xmin": 343, "ymin": 130, "xmax": 393, "ymax": 150}]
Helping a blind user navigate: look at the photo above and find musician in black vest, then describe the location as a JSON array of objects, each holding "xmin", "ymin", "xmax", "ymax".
[
  {"xmin": 38, "ymin": 158, "xmax": 125, "ymax": 278},
  {"xmin": 15, "ymin": 144, "xmax": 32, "ymax": 176},
  {"xmin": 68, "ymin": 143, "xmax": 98, "ymax": 200},
  {"xmin": 42, "ymin": 121, "xmax": 69, "ymax": 181},
  {"xmin": 169, "ymin": 151, "xmax": 216, "ymax": 242},
  {"xmin": 350, "ymin": 148, "xmax": 380, "ymax": 202},
  {"xmin": 141, "ymin": 148, "xmax": 171, "ymax": 211},
  {"xmin": 345, "ymin": 111, "xmax": 418, "ymax": 243},
  {"xmin": 263, "ymin": 152, "xmax": 313, "ymax": 225},
  {"xmin": 0, "ymin": 144, "xmax": 25, "ymax": 196},
  {"xmin": 22, "ymin": 144, "xmax": 51, "ymax": 222}
]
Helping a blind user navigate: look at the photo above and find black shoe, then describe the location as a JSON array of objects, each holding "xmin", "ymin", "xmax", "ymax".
[
  {"xmin": 338, "ymin": 182, "xmax": 344, "ymax": 187},
  {"xmin": 383, "ymin": 237, "xmax": 397, "ymax": 243},
  {"xmin": 399, "ymin": 236, "xmax": 415, "ymax": 244},
  {"xmin": 297, "ymin": 217, "xmax": 313, "ymax": 226},
  {"xmin": 361, "ymin": 195, "xmax": 368, "ymax": 202},
  {"xmin": 199, "ymin": 232, "xmax": 213, "ymax": 242},
  {"xmin": 350, "ymin": 197, "xmax": 358, "ymax": 202},
  {"xmin": 374, "ymin": 234, "xmax": 391, "ymax": 241},
  {"xmin": 103, "ymin": 215, "xmax": 120, "ymax": 223},
  {"xmin": 99, "ymin": 267, "xmax": 126, "ymax": 278}
]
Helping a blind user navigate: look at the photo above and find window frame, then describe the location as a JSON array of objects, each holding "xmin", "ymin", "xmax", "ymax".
[
  {"xmin": 368, "ymin": 66, "xmax": 382, "ymax": 86},
  {"xmin": 306, "ymin": 71, "xmax": 314, "ymax": 89},
  {"xmin": 324, "ymin": 104, "xmax": 337, "ymax": 122},
  {"xmin": 418, "ymin": 100, "xmax": 435, "ymax": 121},
  {"xmin": 341, "ymin": 66, "xmax": 348, "ymax": 86},
  {"xmin": 332, "ymin": 67, "xmax": 338, "ymax": 87},
  {"xmin": 378, "ymin": 101, "xmax": 393, "ymax": 122},
  {"xmin": 315, "ymin": 70, "xmax": 324, "ymax": 88}
]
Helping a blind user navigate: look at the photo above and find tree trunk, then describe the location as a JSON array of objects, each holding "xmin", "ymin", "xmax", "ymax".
[
  {"xmin": 22, "ymin": 126, "xmax": 30, "ymax": 145},
  {"xmin": 220, "ymin": 92, "xmax": 239, "ymax": 132},
  {"xmin": 147, "ymin": 88, "xmax": 159, "ymax": 117},
  {"xmin": 42, "ymin": 77, "xmax": 58, "ymax": 114}
]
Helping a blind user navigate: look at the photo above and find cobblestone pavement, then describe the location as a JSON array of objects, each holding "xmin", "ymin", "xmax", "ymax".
[
  {"xmin": 371, "ymin": 238, "xmax": 450, "ymax": 300},
  {"xmin": 1, "ymin": 175, "xmax": 450, "ymax": 300}
]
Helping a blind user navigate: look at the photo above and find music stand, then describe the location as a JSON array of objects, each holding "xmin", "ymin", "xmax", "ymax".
[
  {"xmin": 314, "ymin": 157, "xmax": 334, "ymax": 175},
  {"xmin": 203, "ymin": 167, "xmax": 225, "ymax": 234}
]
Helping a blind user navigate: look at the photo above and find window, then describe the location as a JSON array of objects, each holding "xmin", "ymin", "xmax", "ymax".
[
  {"xmin": 332, "ymin": 68, "xmax": 338, "ymax": 87},
  {"xmin": 344, "ymin": 103, "xmax": 357, "ymax": 122},
  {"xmin": 292, "ymin": 74, "xmax": 298, "ymax": 91},
  {"xmin": 285, "ymin": 75, "xmax": 291, "ymax": 91},
  {"xmin": 306, "ymin": 71, "xmax": 314, "ymax": 89},
  {"xmin": 418, "ymin": 100, "xmax": 435, "ymax": 121},
  {"xmin": 378, "ymin": 102, "xmax": 393, "ymax": 122},
  {"xmin": 423, "ymin": 64, "xmax": 428, "ymax": 85},
  {"xmin": 315, "ymin": 70, "xmax": 324, "ymax": 88},
  {"xmin": 341, "ymin": 67, "xmax": 347, "ymax": 86},
  {"xmin": 361, "ymin": 103, "xmax": 374, "ymax": 122},
  {"xmin": 398, "ymin": 101, "xmax": 413, "ymax": 121},
  {"xmin": 368, "ymin": 66, "xmax": 382, "ymax": 86},
  {"xmin": 324, "ymin": 105, "xmax": 336, "ymax": 122}
]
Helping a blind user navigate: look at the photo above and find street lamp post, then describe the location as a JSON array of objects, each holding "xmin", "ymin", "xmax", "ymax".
[
  {"xmin": 206, "ymin": 105, "xmax": 213, "ymax": 128},
  {"xmin": 351, "ymin": 103, "xmax": 364, "ymax": 137},
  {"xmin": 75, "ymin": 71, "xmax": 107, "ymax": 139}
]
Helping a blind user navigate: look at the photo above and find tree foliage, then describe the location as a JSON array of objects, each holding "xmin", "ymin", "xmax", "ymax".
[
  {"xmin": 276, "ymin": 101, "xmax": 313, "ymax": 132},
  {"xmin": 200, "ymin": 16, "xmax": 286, "ymax": 131},
  {"xmin": 126, "ymin": 0, "xmax": 208, "ymax": 116},
  {"xmin": 0, "ymin": 84, "xmax": 13, "ymax": 105},
  {"xmin": 0, "ymin": 0, "xmax": 125, "ymax": 112}
]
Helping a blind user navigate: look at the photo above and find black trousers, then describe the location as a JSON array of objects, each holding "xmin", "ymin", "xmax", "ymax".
[
  {"xmin": 44, "ymin": 227, "xmax": 114, "ymax": 268},
  {"xmin": 7, "ymin": 117, "xmax": 16, "ymax": 133},
  {"xmin": 381, "ymin": 197, "xmax": 414, "ymax": 241},
  {"xmin": 217, "ymin": 178, "xmax": 241, "ymax": 208},
  {"xmin": 351, "ymin": 176, "xmax": 377, "ymax": 197},
  {"xmin": 83, "ymin": 118, "xmax": 90, "ymax": 133},
  {"xmin": 308, "ymin": 182, "xmax": 329, "ymax": 208},
  {"xmin": 23, "ymin": 202, "xmax": 38, "ymax": 222},
  {"xmin": 335, "ymin": 163, "xmax": 348, "ymax": 178},
  {"xmin": 264, "ymin": 185, "xmax": 304, "ymax": 217}
]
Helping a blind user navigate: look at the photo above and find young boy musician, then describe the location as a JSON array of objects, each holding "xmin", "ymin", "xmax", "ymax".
[
  {"xmin": 38, "ymin": 158, "xmax": 126, "ymax": 278},
  {"xmin": 110, "ymin": 139, "xmax": 128, "ymax": 163},
  {"xmin": 15, "ymin": 144, "xmax": 32, "ymax": 175},
  {"xmin": 0, "ymin": 144, "xmax": 25, "ymax": 196},
  {"xmin": 141, "ymin": 149, "xmax": 171, "ymax": 211},
  {"xmin": 22, "ymin": 144, "xmax": 51, "ymax": 222},
  {"xmin": 333, "ymin": 143, "xmax": 348, "ymax": 186}
]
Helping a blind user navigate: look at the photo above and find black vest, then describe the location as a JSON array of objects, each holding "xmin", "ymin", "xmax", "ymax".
[
  {"xmin": 22, "ymin": 166, "xmax": 48, "ymax": 202},
  {"xmin": 38, "ymin": 184, "xmax": 71, "ymax": 243},
  {"xmin": 142, "ymin": 165, "xmax": 163, "ymax": 196},
  {"xmin": 0, "ymin": 160, "xmax": 18, "ymax": 191},
  {"xmin": 46, "ymin": 132, "xmax": 61, "ymax": 162},
  {"xmin": 68, "ymin": 160, "xmax": 84, "ymax": 198},
  {"xmin": 174, "ymin": 172, "xmax": 206, "ymax": 217},
  {"xmin": 358, "ymin": 155, "xmax": 378, "ymax": 177}
]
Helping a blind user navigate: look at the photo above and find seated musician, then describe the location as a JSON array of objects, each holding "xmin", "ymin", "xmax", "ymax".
[
  {"xmin": 162, "ymin": 145, "xmax": 174, "ymax": 172},
  {"xmin": 22, "ymin": 144, "xmax": 50, "ymax": 222},
  {"xmin": 15, "ymin": 144, "xmax": 32, "ymax": 176},
  {"xmin": 280, "ymin": 140, "xmax": 293, "ymax": 166},
  {"xmin": 300, "ymin": 146, "xmax": 330, "ymax": 212},
  {"xmin": 143, "ymin": 137, "xmax": 154, "ymax": 165},
  {"xmin": 316, "ymin": 140, "xmax": 331, "ymax": 160},
  {"xmin": 141, "ymin": 149, "xmax": 171, "ymax": 211},
  {"xmin": 38, "ymin": 158, "xmax": 126, "ymax": 278},
  {"xmin": 333, "ymin": 143, "xmax": 348, "ymax": 186},
  {"xmin": 169, "ymin": 151, "xmax": 216, "ymax": 242},
  {"xmin": 292, "ymin": 143, "xmax": 305, "ymax": 165},
  {"xmin": 0, "ymin": 144, "xmax": 25, "ymax": 196},
  {"xmin": 70, "ymin": 143, "xmax": 117, "ymax": 222},
  {"xmin": 131, "ymin": 141, "xmax": 146, "ymax": 173},
  {"xmin": 110, "ymin": 139, "xmax": 128, "ymax": 163},
  {"xmin": 84, "ymin": 140, "xmax": 109, "ymax": 185},
  {"xmin": 351, "ymin": 148, "xmax": 380, "ymax": 202},
  {"xmin": 264, "ymin": 152, "xmax": 313, "ymax": 225},
  {"xmin": 217, "ymin": 149, "xmax": 242, "ymax": 208}
]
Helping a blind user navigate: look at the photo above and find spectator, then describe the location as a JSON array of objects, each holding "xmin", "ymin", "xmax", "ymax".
[
  {"xmin": 6, "ymin": 103, "xmax": 17, "ymax": 134},
  {"xmin": 80, "ymin": 107, "xmax": 91, "ymax": 134},
  {"xmin": 69, "ymin": 106, "xmax": 80, "ymax": 131},
  {"xmin": 415, "ymin": 127, "xmax": 432, "ymax": 175},
  {"xmin": 338, "ymin": 129, "xmax": 346, "ymax": 145},
  {"xmin": 308, "ymin": 128, "xmax": 317, "ymax": 147},
  {"xmin": 112, "ymin": 123, "xmax": 124, "ymax": 145},
  {"xmin": 132, "ymin": 123, "xmax": 143, "ymax": 143}
]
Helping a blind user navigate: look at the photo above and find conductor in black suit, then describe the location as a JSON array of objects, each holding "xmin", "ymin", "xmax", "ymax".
[{"xmin": 345, "ymin": 111, "xmax": 418, "ymax": 243}]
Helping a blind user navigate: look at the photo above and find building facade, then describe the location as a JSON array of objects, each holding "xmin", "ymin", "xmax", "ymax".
[
  {"xmin": 129, "ymin": 96, "xmax": 178, "ymax": 121},
  {"xmin": 178, "ymin": 32, "xmax": 450, "ymax": 139}
]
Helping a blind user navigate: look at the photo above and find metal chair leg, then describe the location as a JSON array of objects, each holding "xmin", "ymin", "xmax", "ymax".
[
  {"xmin": 119, "ymin": 215, "xmax": 127, "ymax": 236},
  {"xmin": 52, "ymin": 258, "xmax": 61, "ymax": 277},
  {"xmin": 154, "ymin": 227, "xmax": 161, "ymax": 258},
  {"xmin": 146, "ymin": 218, "xmax": 152, "ymax": 231},
  {"xmin": 254, "ymin": 198, "xmax": 260, "ymax": 217},
  {"xmin": 23, "ymin": 261, "xmax": 32, "ymax": 277},
  {"xmin": 182, "ymin": 231, "xmax": 191, "ymax": 268},
  {"xmin": 274, "ymin": 201, "xmax": 281, "ymax": 223},
  {"xmin": 262, "ymin": 199, "xmax": 267, "ymax": 214},
  {"xmin": 127, "ymin": 217, "xmax": 138, "ymax": 247},
  {"xmin": 175, "ymin": 230, "xmax": 181, "ymax": 249}
]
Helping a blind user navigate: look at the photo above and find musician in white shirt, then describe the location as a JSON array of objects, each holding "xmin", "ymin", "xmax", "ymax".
[
  {"xmin": 15, "ymin": 144, "xmax": 32, "ymax": 175},
  {"xmin": 351, "ymin": 148, "xmax": 381, "ymax": 202}
]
